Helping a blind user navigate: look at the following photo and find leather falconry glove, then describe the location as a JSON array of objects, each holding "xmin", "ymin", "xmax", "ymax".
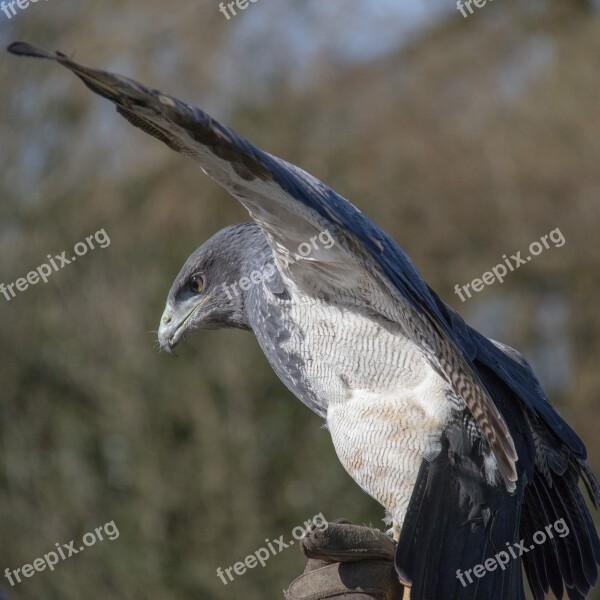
[{"xmin": 284, "ymin": 519, "xmax": 406, "ymax": 600}]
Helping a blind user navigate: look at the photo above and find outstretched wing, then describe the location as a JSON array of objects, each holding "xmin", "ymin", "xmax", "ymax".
[{"xmin": 8, "ymin": 41, "xmax": 522, "ymax": 489}]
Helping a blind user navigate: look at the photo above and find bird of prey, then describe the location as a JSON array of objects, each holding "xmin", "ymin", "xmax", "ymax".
[{"xmin": 8, "ymin": 41, "xmax": 600, "ymax": 600}]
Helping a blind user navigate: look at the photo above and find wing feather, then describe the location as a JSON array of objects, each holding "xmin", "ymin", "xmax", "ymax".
[{"xmin": 7, "ymin": 41, "xmax": 519, "ymax": 489}]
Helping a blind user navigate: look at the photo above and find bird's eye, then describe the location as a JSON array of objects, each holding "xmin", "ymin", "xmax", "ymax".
[{"xmin": 189, "ymin": 274, "xmax": 206, "ymax": 294}]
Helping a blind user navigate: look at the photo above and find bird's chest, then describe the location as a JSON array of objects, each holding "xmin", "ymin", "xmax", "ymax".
[
  {"xmin": 272, "ymin": 298, "xmax": 452, "ymax": 522},
  {"xmin": 279, "ymin": 298, "xmax": 436, "ymax": 405}
]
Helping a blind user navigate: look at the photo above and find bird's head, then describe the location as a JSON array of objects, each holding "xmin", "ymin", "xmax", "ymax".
[{"xmin": 158, "ymin": 223, "xmax": 267, "ymax": 353}]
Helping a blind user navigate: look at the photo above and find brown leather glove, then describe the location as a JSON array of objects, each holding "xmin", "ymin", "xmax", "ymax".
[{"xmin": 284, "ymin": 519, "xmax": 406, "ymax": 600}]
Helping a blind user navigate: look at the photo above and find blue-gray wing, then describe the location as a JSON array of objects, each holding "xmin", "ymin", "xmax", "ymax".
[{"xmin": 16, "ymin": 40, "xmax": 588, "ymax": 491}]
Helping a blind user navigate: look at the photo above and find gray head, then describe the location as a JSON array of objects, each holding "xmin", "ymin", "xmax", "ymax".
[{"xmin": 158, "ymin": 222, "xmax": 270, "ymax": 352}]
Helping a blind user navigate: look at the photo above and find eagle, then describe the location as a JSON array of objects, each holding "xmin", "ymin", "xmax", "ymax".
[{"xmin": 8, "ymin": 41, "xmax": 600, "ymax": 600}]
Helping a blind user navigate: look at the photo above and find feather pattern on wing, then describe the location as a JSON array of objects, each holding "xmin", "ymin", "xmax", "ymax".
[{"xmin": 6, "ymin": 41, "xmax": 523, "ymax": 490}]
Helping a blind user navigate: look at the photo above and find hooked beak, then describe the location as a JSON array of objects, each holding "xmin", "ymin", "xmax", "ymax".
[{"xmin": 158, "ymin": 299, "xmax": 206, "ymax": 354}]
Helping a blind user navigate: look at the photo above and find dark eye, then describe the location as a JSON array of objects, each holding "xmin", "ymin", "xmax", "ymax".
[{"xmin": 189, "ymin": 273, "xmax": 206, "ymax": 294}]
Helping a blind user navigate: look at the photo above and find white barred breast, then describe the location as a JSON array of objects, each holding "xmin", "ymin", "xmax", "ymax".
[{"xmin": 279, "ymin": 296, "xmax": 455, "ymax": 529}]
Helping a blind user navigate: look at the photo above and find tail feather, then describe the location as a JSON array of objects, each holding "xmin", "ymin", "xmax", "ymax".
[
  {"xmin": 395, "ymin": 432, "xmax": 526, "ymax": 600},
  {"xmin": 555, "ymin": 471, "xmax": 599, "ymax": 588},
  {"xmin": 580, "ymin": 461, "xmax": 600, "ymax": 509},
  {"xmin": 520, "ymin": 454, "xmax": 600, "ymax": 600},
  {"xmin": 529, "ymin": 474, "xmax": 578, "ymax": 593},
  {"xmin": 522, "ymin": 478, "xmax": 565, "ymax": 599}
]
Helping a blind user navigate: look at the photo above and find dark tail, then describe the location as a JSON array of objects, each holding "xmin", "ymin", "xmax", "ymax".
[
  {"xmin": 395, "ymin": 432, "xmax": 526, "ymax": 600},
  {"xmin": 520, "ymin": 435, "xmax": 600, "ymax": 600},
  {"xmin": 395, "ymin": 360, "xmax": 600, "ymax": 600}
]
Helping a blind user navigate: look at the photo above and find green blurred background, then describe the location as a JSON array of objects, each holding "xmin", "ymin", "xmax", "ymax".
[{"xmin": 0, "ymin": 0, "xmax": 599, "ymax": 598}]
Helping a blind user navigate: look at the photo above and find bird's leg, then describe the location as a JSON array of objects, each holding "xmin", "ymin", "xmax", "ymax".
[
  {"xmin": 385, "ymin": 517, "xmax": 402, "ymax": 542},
  {"xmin": 384, "ymin": 516, "xmax": 411, "ymax": 599}
]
